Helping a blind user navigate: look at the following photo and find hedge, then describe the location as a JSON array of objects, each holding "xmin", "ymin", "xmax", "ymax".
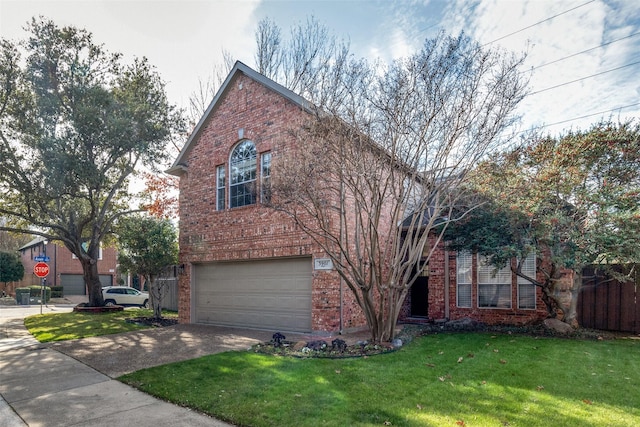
[
  {"xmin": 30, "ymin": 286, "xmax": 51, "ymax": 302},
  {"xmin": 50, "ymin": 286, "xmax": 63, "ymax": 298}
]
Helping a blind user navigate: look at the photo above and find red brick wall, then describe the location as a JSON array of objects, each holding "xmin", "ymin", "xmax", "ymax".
[
  {"xmin": 176, "ymin": 72, "xmax": 366, "ymax": 333},
  {"xmin": 15, "ymin": 241, "xmax": 117, "ymax": 293},
  {"xmin": 400, "ymin": 238, "xmax": 548, "ymax": 326}
]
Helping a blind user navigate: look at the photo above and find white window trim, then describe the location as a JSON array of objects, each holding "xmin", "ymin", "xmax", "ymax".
[
  {"xmin": 216, "ymin": 164, "xmax": 226, "ymax": 211},
  {"xmin": 477, "ymin": 255, "xmax": 512, "ymax": 309},
  {"xmin": 260, "ymin": 151, "xmax": 271, "ymax": 203},
  {"xmin": 72, "ymin": 242, "xmax": 103, "ymax": 260},
  {"xmin": 517, "ymin": 254, "xmax": 537, "ymax": 310},
  {"xmin": 456, "ymin": 251, "xmax": 472, "ymax": 308},
  {"xmin": 229, "ymin": 140, "xmax": 257, "ymax": 208}
]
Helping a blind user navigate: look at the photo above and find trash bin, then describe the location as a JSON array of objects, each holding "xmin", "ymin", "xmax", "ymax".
[{"xmin": 21, "ymin": 294, "xmax": 30, "ymax": 305}]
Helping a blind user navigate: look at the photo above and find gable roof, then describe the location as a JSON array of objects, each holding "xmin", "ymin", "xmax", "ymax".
[
  {"xmin": 167, "ymin": 61, "xmax": 314, "ymax": 176},
  {"xmin": 18, "ymin": 236, "xmax": 46, "ymax": 251}
]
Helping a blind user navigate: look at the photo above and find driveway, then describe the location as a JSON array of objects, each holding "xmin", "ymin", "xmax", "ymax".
[
  {"xmin": 0, "ymin": 306, "xmax": 241, "ymax": 427},
  {"xmin": 0, "ymin": 303, "xmax": 366, "ymax": 426},
  {"xmin": 48, "ymin": 324, "xmax": 282, "ymax": 377}
]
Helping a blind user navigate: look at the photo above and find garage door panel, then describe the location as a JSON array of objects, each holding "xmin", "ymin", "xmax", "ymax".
[
  {"xmin": 60, "ymin": 274, "xmax": 112, "ymax": 295},
  {"xmin": 194, "ymin": 258, "xmax": 312, "ymax": 332}
]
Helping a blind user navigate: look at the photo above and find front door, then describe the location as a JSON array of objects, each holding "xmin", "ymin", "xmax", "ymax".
[{"xmin": 411, "ymin": 276, "xmax": 429, "ymax": 317}]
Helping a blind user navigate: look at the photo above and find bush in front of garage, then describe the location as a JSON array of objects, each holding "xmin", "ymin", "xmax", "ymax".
[
  {"xmin": 29, "ymin": 286, "xmax": 51, "ymax": 303},
  {"xmin": 50, "ymin": 286, "xmax": 64, "ymax": 298}
]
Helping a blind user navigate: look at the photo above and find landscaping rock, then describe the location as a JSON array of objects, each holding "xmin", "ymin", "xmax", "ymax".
[
  {"xmin": 306, "ymin": 340, "xmax": 328, "ymax": 351},
  {"xmin": 543, "ymin": 318, "xmax": 574, "ymax": 334},
  {"xmin": 292, "ymin": 341, "xmax": 307, "ymax": 351}
]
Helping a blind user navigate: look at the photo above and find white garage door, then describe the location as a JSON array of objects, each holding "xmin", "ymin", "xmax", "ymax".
[{"xmin": 193, "ymin": 257, "xmax": 312, "ymax": 332}]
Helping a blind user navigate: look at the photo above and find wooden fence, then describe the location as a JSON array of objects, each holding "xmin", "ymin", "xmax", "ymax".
[
  {"xmin": 578, "ymin": 266, "xmax": 639, "ymax": 334},
  {"xmin": 157, "ymin": 277, "xmax": 179, "ymax": 311}
]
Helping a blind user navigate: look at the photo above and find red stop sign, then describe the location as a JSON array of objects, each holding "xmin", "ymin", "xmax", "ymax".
[{"xmin": 34, "ymin": 262, "xmax": 50, "ymax": 278}]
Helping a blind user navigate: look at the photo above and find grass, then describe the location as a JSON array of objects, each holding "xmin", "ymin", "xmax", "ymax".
[
  {"xmin": 119, "ymin": 333, "xmax": 640, "ymax": 427},
  {"xmin": 24, "ymin": 309, "xmax": 178, "ymax": 342}
]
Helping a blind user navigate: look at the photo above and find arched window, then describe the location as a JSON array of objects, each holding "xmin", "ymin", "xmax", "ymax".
[{"xmin": 229, "ymin": 140, "xmax": 257, "ymax": 208}]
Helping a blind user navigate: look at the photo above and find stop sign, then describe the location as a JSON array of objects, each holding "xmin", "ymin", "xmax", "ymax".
[{"xmin": 34, "ymin": 262, "xmax": 50, "ymax": 278}]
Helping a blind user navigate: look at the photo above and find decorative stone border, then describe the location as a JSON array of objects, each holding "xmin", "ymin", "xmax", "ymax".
[{"xmin": 73, "ymin": 305, "xmax": 124, "ymax": 313}]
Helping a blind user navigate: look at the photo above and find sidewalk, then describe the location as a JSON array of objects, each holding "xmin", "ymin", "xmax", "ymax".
[{"xmin": 0, "ymin": 309, "xmax": 233, "ymax": 427}]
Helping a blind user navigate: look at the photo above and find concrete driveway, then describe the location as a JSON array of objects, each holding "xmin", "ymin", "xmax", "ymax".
[
  {"xmin": 0, "ymin": 305, "xmax": 285, "ymax": 426},
  {"xmin": 48, "ymin": 323, "xmax": 281, "ymax": 377},
  {"xmin": 0, "ymin": 303, "xmax": 341, "ymax": 426}
]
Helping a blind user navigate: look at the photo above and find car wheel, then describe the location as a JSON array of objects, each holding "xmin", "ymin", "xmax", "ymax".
[
  {"xmin": 104, "ymin": 299, "xmax": 116, "ymax": 306},
  {"xmin": 142, "ymin": 299, "xmax": 149, "ymax": 309}
]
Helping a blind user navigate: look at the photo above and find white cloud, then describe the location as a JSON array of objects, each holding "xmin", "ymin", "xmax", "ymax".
[{"xmin": 1, "ymin": 0, "xmax": 638, "ymax": 135}]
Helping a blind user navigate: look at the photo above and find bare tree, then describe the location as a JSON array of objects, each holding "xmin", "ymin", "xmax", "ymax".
[
  {"xmin": 190, "ymin": 16, "xmax": 348, "ymax": 126},
  {"xmin": 186, "ymin": 49, "xmax": 234, "ymax": 127},
  {"xmin": 254, "ymin": 16, "xmax": 350, "ymax": 106},
  {"xmin": 271, "ymin": 32, "xmax": 528, "ymax": 342},
  {"xmin": 255, "ymin": 17, "xmax": 282, "ymax": 77}
]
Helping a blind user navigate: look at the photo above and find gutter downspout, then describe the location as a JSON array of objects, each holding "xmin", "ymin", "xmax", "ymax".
[{"xmin": 444, "ymin": 249, "xmax": 450, "ymax": 319}]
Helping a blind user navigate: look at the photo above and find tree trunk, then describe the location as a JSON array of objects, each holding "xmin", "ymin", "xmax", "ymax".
[
  {"xmin": 563, "ymin": 269, "xmax": 583, "ymax": 326},
  {"xmin": 148, "ymin": 275, "xmax": 163, "ymax": 319},
  {"xmin": 81, "ymin": 259, "xmax": 104, "ymax": 307}
]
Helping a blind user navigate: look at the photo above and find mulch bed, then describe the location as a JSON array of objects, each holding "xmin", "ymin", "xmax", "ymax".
[
  {"xmin": 250, "ymin": 321, "xmax": 630, "ymax": 359},
  {"xmin": 125, "ymin": 317, "xmax": 179, "ymax": 327}
]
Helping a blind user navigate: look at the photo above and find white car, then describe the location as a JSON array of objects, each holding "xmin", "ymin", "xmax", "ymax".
[{"xmin": 102, "ymin": 286, "xmax": 149, "ymax": 308}]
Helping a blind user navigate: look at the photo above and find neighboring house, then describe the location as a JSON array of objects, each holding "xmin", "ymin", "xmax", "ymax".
[
  {"xmin": 169, "ymin": 61, "xmax": 547, "ymax": 334},
  {"xmin": 16, "ymin": 237, "xmax": 117, "ymax": 296}
]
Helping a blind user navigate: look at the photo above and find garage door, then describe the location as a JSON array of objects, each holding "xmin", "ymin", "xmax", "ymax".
[
  {"xmin": 60, "ymin": 274, "xmax": 113, "ymax": 295},
  {"xmin": 194, "ymin": 257, "xmax": 312, "ymax": 332}
]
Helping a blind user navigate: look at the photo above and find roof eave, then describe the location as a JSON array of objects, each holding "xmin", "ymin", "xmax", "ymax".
[{"xmin": 166, "ymin": 164, "xmax": 187, "ymax": 176}]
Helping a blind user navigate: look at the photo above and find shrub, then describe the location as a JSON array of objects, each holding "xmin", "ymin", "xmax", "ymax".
[
  {"xmin": 28, "ymin": 286, "xmax": 51, "ymax": 302},
  {"xmin": 50, "ymin": 286, "xmax": 64, "ymax": 298}
]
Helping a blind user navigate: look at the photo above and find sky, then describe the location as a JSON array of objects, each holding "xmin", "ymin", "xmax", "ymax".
[{"xmin": 1, "ymin": 0, "xmax": 639, "ymax": 138}]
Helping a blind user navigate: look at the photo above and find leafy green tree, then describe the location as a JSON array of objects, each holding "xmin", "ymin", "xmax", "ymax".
[
  {"xmin": 117, "ymin": 215, "xmax": 178, "ymax": 319},
  {"xmin": 0, "ymin": 18, "xmax": 184, "ymax": 306},
  {"xmin": 0, "ymin": 251, "xmax": 24, "ymax": 294},
  {"xmin": 445, "ymin": 121, "xmax": 640, "ymax": 325},
  {"xmin": 0, "ymin": 225, "xmax": 32, "ymax": 253}
]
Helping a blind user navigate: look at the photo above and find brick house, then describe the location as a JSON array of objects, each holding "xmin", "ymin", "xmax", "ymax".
[
  {"xmin": 399, "ymin": 237, "xmax": 548, "ymax": 326},
  {"xmin": 16, "ymin": 237, "xmax": 117, "ymax": 296},
  {"xmin": 169, "ymin": 61, "xmax": 547, "ymax": 334}
]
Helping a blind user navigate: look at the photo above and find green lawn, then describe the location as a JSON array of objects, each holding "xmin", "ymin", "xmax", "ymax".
[
  {"xmin": 24, "ymin": 309, "xmax": 178, "ymax": 342},
  {"xmin": 120, "ymin": 333, "xmax": 640, "ymax": 427}
]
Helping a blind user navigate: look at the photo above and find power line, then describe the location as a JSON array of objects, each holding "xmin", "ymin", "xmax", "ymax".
[
  {"xmin": 529, "ymin": 59, "xmax": 640, "ymax": 95},
  {"xmin": 530, "ymin": 30, "xmax": 640, "ymax": 71},
  {"xmin": 483, "ymin": 0, "xmax": 597, "ymax": 46},
  {"xmin": 521, "ymin": 101, "xmax": 640, "ymax": 134}
]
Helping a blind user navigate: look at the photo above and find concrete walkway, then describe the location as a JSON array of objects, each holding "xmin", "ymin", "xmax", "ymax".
[{"xmin": 0, "ymin": 306, "xmax": 233, "ymax": 427}]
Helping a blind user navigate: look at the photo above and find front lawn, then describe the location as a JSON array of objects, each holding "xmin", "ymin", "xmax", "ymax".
[
  {"xmin": 24, "ymin": 309, "xmax": 178, "ymax": 342},
  {"xmin": 120, "ymin": 333, "xmax": 640, "ymax": 427}
]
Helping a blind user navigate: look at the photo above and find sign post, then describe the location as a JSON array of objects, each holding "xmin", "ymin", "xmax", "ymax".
[{"xmin": 34, "ymin": 262, "xmax": 49, "ymax": 314}]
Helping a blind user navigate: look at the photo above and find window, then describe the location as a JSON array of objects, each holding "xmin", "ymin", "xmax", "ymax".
[
  {"xmin": 456, "ymin": 251, "xmax": 472, "ymax": 308},
  {"xmin": 216, "ymin": 165, "xmax": 225, "ymax": 211},
  {"xmin": 229, "ymin": 140, "xmax": 257, "ymax": 208},
  {"xmin": 477, "ymin": 255, "xmax": 512, "ymax": 308},
  {"xmin": 517, "ymin": 253, "xmax": 537, "ymax": 309},
  {"xmin": 261, "ymin": 151, "xmax": 271, "ymax": 203},
  {"xmin": 72, "ymin": 242, "xmax": 103, "ymax": 260}
]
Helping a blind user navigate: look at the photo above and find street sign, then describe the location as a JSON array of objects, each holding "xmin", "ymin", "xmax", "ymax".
[
  {"xmin": 34, "ymin": 255, "xmax": 50, "ymax": 262},
  {"xmin": 34, "ymin": 262, "xmax": 50, "ymax": 278}
]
